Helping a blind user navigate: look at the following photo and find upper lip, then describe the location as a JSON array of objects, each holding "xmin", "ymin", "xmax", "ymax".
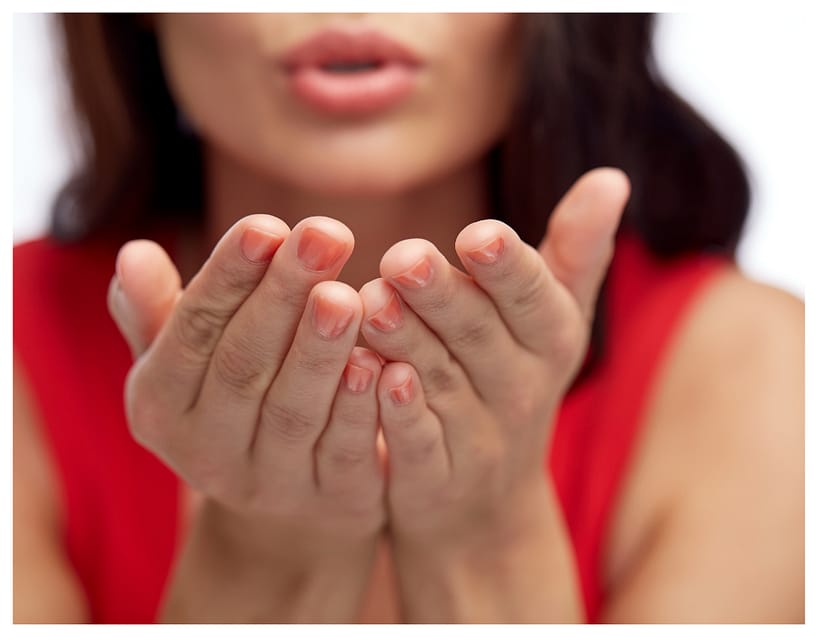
[{"xmin": 281, "ymin": 27, "xmax": 422, "ymax": 71}]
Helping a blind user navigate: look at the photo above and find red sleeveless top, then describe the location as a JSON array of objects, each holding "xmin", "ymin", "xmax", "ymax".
[{"xmin": 13, "ymin": 230, "xmax": 727, "ymax": 623}]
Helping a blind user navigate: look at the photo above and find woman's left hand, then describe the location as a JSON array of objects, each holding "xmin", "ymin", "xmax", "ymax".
[{"xmin": 358, "ymin": 168, "xmax": 630, "ymax": 621}]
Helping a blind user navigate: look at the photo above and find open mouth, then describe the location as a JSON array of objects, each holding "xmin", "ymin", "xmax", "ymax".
[{"xmin": 319, "ymin": 60, "xmax": 383, "ymax": 73}]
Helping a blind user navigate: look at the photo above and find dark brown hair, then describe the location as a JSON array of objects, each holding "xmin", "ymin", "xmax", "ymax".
[{"xmin": 52, "ymin": 14, "xmax": 750, "ymax": 370}]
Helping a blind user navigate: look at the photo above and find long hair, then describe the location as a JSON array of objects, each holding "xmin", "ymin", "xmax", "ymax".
[{"xmin": 51, "ymin": 13, "xmax": 751, "ymax": 372}]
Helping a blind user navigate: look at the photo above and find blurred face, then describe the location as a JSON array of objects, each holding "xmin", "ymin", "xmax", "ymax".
[{"xmin": 154, "ymin": 14, "xmax": 521, "ymax": 196}]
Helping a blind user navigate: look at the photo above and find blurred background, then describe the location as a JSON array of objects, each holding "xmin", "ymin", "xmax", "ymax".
[{"xmin": 12, "ymin": 13, "xmax": 809, "ymax": 298}]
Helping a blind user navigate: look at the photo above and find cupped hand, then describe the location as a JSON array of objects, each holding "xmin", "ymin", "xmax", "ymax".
[
  {"xmin": 358, "ymin": 168, "xmax": 631, "ymax": 551},
  {"xmin": 108, "ymin": 215, "xmax": 386, "ymax": 550}
]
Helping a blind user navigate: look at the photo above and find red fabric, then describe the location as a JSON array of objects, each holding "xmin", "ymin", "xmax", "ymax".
[
  {"xmin": 13, "ymin": 235, "xmax": 180, "ymax": 623},
  {"xmin": 13, "ymin": 231, "xmax": 727, "ymax": 623},
  {"xmin": 549, "ymin": 234, "xmax": 726, "ymax": 621}
]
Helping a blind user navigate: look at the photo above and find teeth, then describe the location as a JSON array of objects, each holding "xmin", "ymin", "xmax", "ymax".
[{"xmin": 322, "ymin": 61, "xmax": 381, "ymax": 73}]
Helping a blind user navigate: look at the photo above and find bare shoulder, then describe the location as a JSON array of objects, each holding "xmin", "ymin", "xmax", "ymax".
[
  {"xmin": 602, "ymin": 267, "xmax": 804, "ymax": 622},
  {"xmin": 674, "ymin": 267, "xmax": 803, "ymax": 375},
  {"xmin": 13, "ymin": 358, "xmax": 89, "ymax": 622},
  {"xmin": 654, "ymin": 267, "xmax": 803, "ymax": 463}
]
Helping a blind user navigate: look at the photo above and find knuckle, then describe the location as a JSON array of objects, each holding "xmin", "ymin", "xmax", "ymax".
[
  {"xmin": 173, "ymin": 302, "xmax": 232, "ymax": 356},
  {"xmin": 261, "ymin": 400, "xmax": 318, "ymax": 446},
  {"xmin": 292, "ymin": 343, "xmax": 341, "ymax": 378},
  {"xmin": 263, "ymin": 276, "xmax": 310, "ymax": 316},
  {"xmin": 446, "ymin": 318, "xmax": 494, "ymax": 350},
  {"xmin": 322, "ymin": 443, "xmax": 369, "ymax": 471},
  {"xmin": 331, "ymin": 405, "xmax": 375, "ymax": 432},
  {"xmin": 399, "ymin": 433, "xmax": 442, "ymax": 466},
  {"xmin": 420, "ymin": 359, "xmax": 461, "ymax": 402},
  {"xmin": 211, "ymin": 338, "xmax": 268, "ymax": 399},
  {"xmin": 210, "ymin": 255, "xmax": 260, "ymax": 297},
  {"xmin": 419, "ymin": 284, "xmax": 455, "ymax": 315},
  {"xmin": 509, "ymin": 267, "xmax": 547, "ymax": 316}
]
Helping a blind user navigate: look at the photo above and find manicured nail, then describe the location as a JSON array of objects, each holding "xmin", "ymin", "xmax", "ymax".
[
  {"xmin": 297, "ymin": 227, "xmax": 346, "ymax": 271},
  {"xmin": 389, "ymin": 375, "xmax": 414, "ymax": 405},
  {"xmin": 466, "ymin": 236, "xmax": 504, "ymax": 265},
  {"xmin": 240, "ymin": 227, "xmax": 282, "ymax": 263},
  {"xmin": 312, "ymin": 295, "xmax": 355, "ymax": 339},
  {"xmin": 344, "ymin": 363, "xmax": 373, "ymax": 393},
  {"xmin": 392, "ymin": 257, "xmax": 433, "ymax": 288},
  {"xmin": 368, "ymin": 292, "xmax": 403, "ymax": 332}
]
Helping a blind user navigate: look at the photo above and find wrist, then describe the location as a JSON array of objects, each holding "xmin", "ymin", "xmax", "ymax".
[
  {"xmin": 160, "ymin": 497, "xmax": 380, "ymax": 622},
  {"xmin": 390, "ymin": 475, "xmax": 584, "ymax": 622}
]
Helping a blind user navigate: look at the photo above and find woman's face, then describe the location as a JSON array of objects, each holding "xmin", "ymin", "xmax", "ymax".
[{"xmin": 154, "ymin": 14, "xmax": 521, "ymax": 195}]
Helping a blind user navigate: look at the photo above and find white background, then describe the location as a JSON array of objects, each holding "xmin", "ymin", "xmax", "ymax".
[{"xmin": 12, "ymin": 12, "xmax": 811, "ymax": 298}]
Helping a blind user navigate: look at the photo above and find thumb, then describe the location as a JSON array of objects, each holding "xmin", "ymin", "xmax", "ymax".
[
  {"xmin": 540, "ymin": 167, "xmax": 631, "ymax": 321},
  {"xmin": 108, "ymin": 240, "xmax": 182, "ymax": 360}
]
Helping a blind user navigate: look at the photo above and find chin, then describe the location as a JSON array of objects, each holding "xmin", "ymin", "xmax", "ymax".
[{"xmin": 275, "ymin": 159, "xmax": 436, "ymax": 198}]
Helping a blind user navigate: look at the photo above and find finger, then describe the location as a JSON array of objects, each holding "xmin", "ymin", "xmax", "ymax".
[
  {"xmin": 252, "ymin": 280, "xmax": 362, "ymax": 482},
  {"xmin": 378, "ymin": 238, "xmax": 530, "ymax": 404},
  {"xmin": 109, "ymin": 240, "xmax": 181, "ymax": 360},
  {"xmin": 130, "ymin": 215, "xmax": 288, "ymax": 421},
  {"xmin": 377, "ymin": 362, "xmax": 450, "ymax": 497},
  {"xmin": 315, "ymin": 347, "xmax": 383, "ymax": 503},
  {"xmin": 359, "ymin": 279, "xmax": 487, "ymax": 472},
  {"xmin": 194, "ymin": 217, "xmax": 354, "ymax": 424},
  {"xmin": 359, "ymin": 278, "xmax": 473, "ymax": 414},
  {"xmin": 455, "ymin": 219, "xmax": 580, "ymax": 359},
  {"xmin": 540, "ymin": 167, "xmax": 630, "ymax": 321}
]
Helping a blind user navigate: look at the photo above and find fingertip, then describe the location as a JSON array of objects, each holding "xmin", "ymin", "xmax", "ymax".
[
  {"xmin": 378, "ymin": 362, "xmax": 418, "ymax": 407},
  {"xmin": 118, "ymin": 241, "xmax": 181, "ymax": 306},
  {"xmin": 341, "ymin": 347, "xmax": 382, "ymax": 394},
  {"xmin": 456, "ymin": 219, "xmax": 513, "ymax": 252},
  {"xmin": 379, "ymin": 238, "xmax": 439, "ymax": 280},
  {"xmin": 311, "ymin": 279, "xmax": 363, "ymax": 315},
  {"xmin": 292, "ymin": 215, "xmax": 355, "ymax": 248},
  {"xmin": 579, "ymin": 167, "xmax": 632, "ymax": 213},
  {"xmin": 118, "ymin": 239, "xmax": 180, "ymax": 289},
  {"xmin": 289, "ymin": 216, "xmax": 355, "ymax": 273},
  {"xmin": 348, "ymin": 346, "xmax": 383, "ymax": 374},
  {"xmin": 236, "ymin": 213, "xmax": 292, "ymax": 238},
  {"xmin": 455, "ymin": 220, "xmax": 520, "ymax": 270},
  {"xmin": 359, "ymin": 278, "xmax": 398, "ymax": 315}
]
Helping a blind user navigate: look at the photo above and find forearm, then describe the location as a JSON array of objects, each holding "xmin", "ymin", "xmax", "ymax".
[
  {"xmin": 159, "ymin": 499, "xmax": 377, "ymax": 623},
  {"xmin": 392, "ymin": 476, "xmax": 584, "ymax": 623}
]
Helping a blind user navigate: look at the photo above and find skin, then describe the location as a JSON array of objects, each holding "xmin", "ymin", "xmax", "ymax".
[{"xmin": 13, "ymin": 14, "xmax": 803, "ymax": 623}]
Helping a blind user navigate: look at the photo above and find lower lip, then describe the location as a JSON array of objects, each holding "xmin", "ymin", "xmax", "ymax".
[{"xmin": 287, "ymin": 63, "xmax": 417, "ymax": 115}]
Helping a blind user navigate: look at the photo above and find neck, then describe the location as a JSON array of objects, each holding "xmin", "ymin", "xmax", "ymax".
[{"xmin": 197, "ymin": 145, "xmax": 491, "ymax": 291}]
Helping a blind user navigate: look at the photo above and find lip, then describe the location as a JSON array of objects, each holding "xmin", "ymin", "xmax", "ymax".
[{"xmin": 281, "ymin": 28, "xmax": 422, "ymax": 116}]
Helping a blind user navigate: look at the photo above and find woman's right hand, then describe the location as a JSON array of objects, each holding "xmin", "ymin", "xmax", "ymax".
[{"xmin": 107, "ymin": 215, "xmax": 384, "ymax": 621}]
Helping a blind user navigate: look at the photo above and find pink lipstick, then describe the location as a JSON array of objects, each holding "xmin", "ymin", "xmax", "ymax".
[{"xmin": 281, "ymin": 28, "xmax": 422, "ymax": 116}]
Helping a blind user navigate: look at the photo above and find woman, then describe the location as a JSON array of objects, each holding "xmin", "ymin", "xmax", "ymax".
[{"xmin": 13, "ymin": 14, "xmax": 803, "ymax": 623}]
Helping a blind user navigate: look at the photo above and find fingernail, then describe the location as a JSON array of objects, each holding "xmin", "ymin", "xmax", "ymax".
[
  {"xmin": 344, "ymin": 363, "xmax": 373, "ymax": 393},
  {"xmin": 240, "ymin": 227, "xmax": 282, "ymax": 263},
  {"xmin": 389, "ymin": 375, "xmax": 414, "ymax": 405},
  {"xmin": 368, "ymin": 292, "xmax": 403, "ymax": 332},
  {"xmin": 297, "ymin": 227, "xmax": 345, "ymax": 272},
  {"xmin": 312, "ymin": 295, "xmax": 355, "ymax": 339},
  {"xmin": 392, "ymin": 257, "xmax": 433, "ymax": 289},
  {"xmin": 466, "ymin": 236, "xmax": 504, "ymax": 265}
]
